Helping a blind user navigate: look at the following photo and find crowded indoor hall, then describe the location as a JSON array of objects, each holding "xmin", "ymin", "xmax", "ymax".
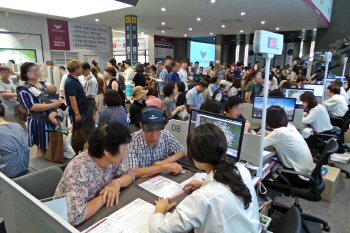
[{"xmin": 0, "ymin": 0, "xmax": 349, "ymax": 232}]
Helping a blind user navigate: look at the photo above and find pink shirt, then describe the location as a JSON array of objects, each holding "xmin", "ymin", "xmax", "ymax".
[{"xmin": 146, "ymin": 96, "xmax": 163, "ymax": 111}]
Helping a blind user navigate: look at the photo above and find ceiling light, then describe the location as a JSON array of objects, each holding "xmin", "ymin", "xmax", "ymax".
[
  {"xmin": 161, "ymin": 22, "xmax": 165, "ymax": 25},
  {"xmin": 313, "ymin": 28, "xmax": 317, "ymax": 31},
  {"xmin": 211, "ymin": 0, "xmax": 216, "ymax": 3},
  {"xmin": 197, "ymin": 18, "xmax": 201, "ymax": 21},
  {"xmin": 261, "ymin": 21, "xmax": 265, "ymax": 24},
  {"xmin": 184, "ymin": 34, "xmax": 187, "ymax": 37},
  {"xmin": 162, "ymin": 31, "xmax": 165, "ymax": 33},
  {"xmin": 161, "ymin": 7, "xmax": 166, "ymax": 11},
  {"xmin": 189, "ymin": 28, "xmax": 192, "ymax": 31},
  {"xmin": 222, "ymin": 25, "xmax": 225, "ymax": 28},
  {"xmin": 202, "ymin": 11, "xmax": 208, "ymax": 13},
  {"xmin": 276, "ymin": 27, "xmax": 280, "ymax": 30},
  {"xmin": 302, "ymin": 29, "xmax": 305, "ymax": 31},
  {"xmin": 95, "ymin": 19, "xmax": 99, "ymax": 22},
  {"xmin": 241, "ymin": 12, "xmax": 245, "ymax": 15},
  {"xmin": 1, "ymin": 0, "xmax": 134, "ymax": 18},
  {"xmin": 240, "ymin": 30, "xmax": 243, "ymax": 33},
  {"xmin": 210, "ymin": 32, "xmax": 213, "ymax": 35}
]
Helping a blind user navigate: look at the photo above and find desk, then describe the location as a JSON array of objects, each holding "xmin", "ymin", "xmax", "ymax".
[{"xmin": 29, "ymin": 156, "xmax": 72, "ymax": 172}]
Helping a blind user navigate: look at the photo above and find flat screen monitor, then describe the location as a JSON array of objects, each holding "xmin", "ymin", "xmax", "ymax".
[
  {"xmin": 0, "ymin": 48, "xmax": 37, "ymax": 63},
  {"xmin": 334, "ymin": 76, "xmax": 346, "ymax": 83},
  {"xmin": 283, "ymin": 88, "xmax": 314, "ymax": 105},
  {"xmin": 300, "ymin": 84, "xmax": 324, "ymax": 97},
  {"xmin": 252, "ymin": 96, "xmax": 297, "ymax": 121},
  {"xmin": 190, "ymin": 41, "xmax": 215, "ymax": 67},
  {"xmin": 189, "ymin": 109, "xmax": 245, "ymax": 161},
  {"xmin": 315, "ymin": 79, "xmax": 335, "ymax": 86}
]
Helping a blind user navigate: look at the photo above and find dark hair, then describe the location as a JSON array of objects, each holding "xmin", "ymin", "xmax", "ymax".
[
  {"xmin": 327, "ymin": 84, "xmax": 340, "ymax": 94},
  {"xmin": 250, "ymin": 70, "xmax": 261, "ymax": 81},
  {"xmin": 296, "ymin": 76, "xmax": 306, "ymax": 83},
  {"xmin": 300, "ymin": 92, "xmax": 318, "ymax": 111},
  {"xmin": 124, "ymin": 59, "xmax": 131, "ymax": 66},
  {"xmin": 8, "ymin": 60, "xmax": 15, "ymax": 64},
  {"xmin": 0, "ymin": 66, "xmax": 10, "ymax": 72},
  {"xmin": 163, "ymin": 82, "xmax": 175, "ymax": 97},
  {"xmin": 0, "ymin": 100, "xmax": 4, "ymax": 117},
  {"xmin": 80, "ymin": 61, "xmax": 90, "ymax": 71},
  {"xmin": 91, "ymin": 67, "xmax": 98, "ymax": 78},
  {"xmin": 149, "ymin": 65, "xmax": 157, "ymax": 72},
  {"xmin": 189, "ymin": 82, "xmax": 197, "ymax": 90},
  {"xmin": 255, "ymin": 61, "xmax": 260, "ymax": 64},
  {"xmin": 165, "ymin": 56, "xmax": 173, "ymax": 61},
  {"xmin": 268, "ymin": 89, "xmax": 285, "ymax": 97},
  {"xmin": 233, "ymin": 77, "xmax": 241, "ymax": 88},
  {"xmin": 200, "ymin": 99, "xmax": 223, "ymax": 114},
  {"xmin": 236, "ymin": 61, "xmax": 243, "ymax": 67},
  {"xmin": 187, "ymin": 124, "xmax": 252, "ymax": 209},
  {"xmin": 320, "ymin": 66, "xmax": 325, "ymax": 72},
  {"xmin": 332, "ymin": 79, "xmax": 343, "ymax": 87},
  {"xmin": 195, "ymin": 61, "xmax": 199, "ymax": 64},
  {"xmin": 224, "ymin": 96, "xmax": 243, "ymax": 112},
  {"xmin": 197, "ymin": 79, "xmax": 209, "ymax": 88},
  {"xmin": 180, "ymin": 59, "xmax": 188, "ymax": 65},
  {"xmin": 59, "ymin": 66, "xmax": 65, "ymax": 71},
  {"xmin": 20, "ymin": 62, "xmax": 36, "ymax": 81},
  {"xmin": 281, "ymin": 81, "xmax": 292, "ymax": 90},
  {"xmin": 165, "ymin": 65, "xmax": 172, "ymax": 73},
  {"xmin": 92, "ymin": 60, "xmax": 98, "ymax": 66},
  {"xmin": 209, "ymin": 76, "xmax": 218, "ymax": 84},
  {"xmin": 144, "ymin": 86, "xmax": 156, "ymax": 96},
  {"xmin": 88, "ymin": 122, "xmax": 131, "ymax": 158},
  {"xmin": 175, "ymin": 81, "xmax": 185, "ymax": 93},
  {"xmin": 103, "ymin": 89, "xmax": 122, "ymax": 107},
  {"xmin": 136, "ymin": 63, "xmax": 144, "ymax": 73},
  {"xmin": 108, "ymin": 57, "xmax": 118, "ymax": 71},
  {"xmin": 171, "ymin": 61, "xmax": 179, "ymax": 68},
  {"xmin": 104, "ymin": 66, "xmax": 117, "ymax": 77},
  {"xmin": 266, "ymin": 106, "xmax": 288, "ymax": 128}
]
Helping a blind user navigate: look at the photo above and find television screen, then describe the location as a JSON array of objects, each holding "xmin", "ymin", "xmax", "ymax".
[
  {"xmin": 284, "ymin": 88, "xmax": 314, "ymax": 105},
  {"xmin": 253, "ymin": 96, "xmax": 297, "ymax": 121},
  {"xmin": 0, "ymin": 48, "xmax": 37, "ymax": 63},
  {"xmin": 301, "ymin": 84, "xmax": 324, "ymax": 97},
  {"xmin": 190, "ymin": 41, "xmax": 215, "ymax": 67}
]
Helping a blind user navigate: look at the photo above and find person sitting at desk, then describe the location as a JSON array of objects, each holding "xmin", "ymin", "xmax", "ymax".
[
  {"xmin": 149, "ymin": 123, "xmax": 260, "ymax": 233},
  {"xmin": 333, "ymin": 79, "xmax": 350, "ymax": 105},
  {"xmin": 200, "ymin": 99, "xmax": 224, "ymax": 114},
  {"xmin": 292, "ymin": 76, "xmax": 307, "ymax": 88},
  {"xmin": 54, "ymin": 122, "xmax": 135, "ymax": 226},
  {"xmin": 224, "ymin": 96, "xmax": 251, "ymax": 132},
  {"xmin": 268, "ymin": 89, "xmax": 285, "ymax": 98},
  {"xmin": 324, "ymin": 84, "xmax": 348, "ymax": 118},
  {"xmin": 124, "ymin": 106, "xmax": 186, "ymax": 179},
  {"xmin": 260, "ymin": 106, "xmax": 314, "ymax": 188}
]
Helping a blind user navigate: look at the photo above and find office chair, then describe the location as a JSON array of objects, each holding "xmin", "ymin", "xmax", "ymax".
[
  {"xmin": 13, "ymin": 167, "xmax": 63, "ymax": 200},
  {"xmin": 265, "ymin": 139, "xmax": 338, "ymax": 233},
  {"xmin": 273, "ymin": 206, "xmax": 303, "ymax": 233}
]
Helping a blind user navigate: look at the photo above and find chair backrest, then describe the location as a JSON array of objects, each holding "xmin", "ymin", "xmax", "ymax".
[
  {"xmin": 340, "ymin": 109, "xmax": 350, "ymax": 138},
  {"xmin": 164, "ymin": 119, "xmax": 189, "ymax": 150},
  {"xmin": 274, "ymin": 206, "xmax": 302, "ymax": 233},
  {"xmin": 13, "ymin": 167, "xmax": 63, "ymax": 200},
  {"xmin": 310, "ymin": 139, "xmax": 338, "ymax": 201}
]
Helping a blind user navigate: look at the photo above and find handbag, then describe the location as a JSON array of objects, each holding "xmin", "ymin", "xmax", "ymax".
[{"xmin": 45, "ymin": 131, "xmax": 65, "ymax": 163}]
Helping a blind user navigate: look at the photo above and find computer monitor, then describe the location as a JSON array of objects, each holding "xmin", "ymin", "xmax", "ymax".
[
  {"xmin": 315, "ymin": 79, "xmax": 335, "ymax": 86},
  {"xmin": 252, "ymin": 96, "xmax": 297, "ymax": 121},
  {"xmin": 334, "ymin": 76, "xmax": 346, "ymax": 83},
  {"xmin": 283, "ymin": 88, "xmax": 314, "ymax": 105},
  {"xmin": 189, "ymin": 109, "xmax": 245, "ymax": 161},
  {"xmin": 300, "ymin": 83, "xmax": 324, "ymax": 97}
]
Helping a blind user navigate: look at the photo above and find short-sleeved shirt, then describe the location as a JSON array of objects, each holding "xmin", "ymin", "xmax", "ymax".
[
  {"xmin": 215, "ymin": 70, "xmax": 226, "ymax": 80},
  {"xmin": 124, "ymin": 129, "xmax": 185, "ymax": 168},
  {"xmin": 146, "ymin": 96, "xmax": 163, "ymax": 111},
  {"xmin": 98, "ymin": 105, "xmax": 128, "ymax": 127},
  {"xmin": 0, "ymin": 77, "xmax": 19, "ymax": 115},
  {"xmin": 168, "ymin": 71, "xmax": 181, "ymax": 83},
  {"xmin": 186, "ymin": 87, "xmax": 203, "ymax": 110},
  {"xmin": 241, "ymin": 81, "xmax": 262, "ymax": 103},
  {"xmin": 64, "ymin": 75, "xmax": 88, "ymax": 116},
  {"xmin": 163, "ymin": 98, "xmax": 177, "ymax": 119},
  {"xmin": 158, "ymin": 67, "xmax": 169, "ymax": 93},
  {"xmin": 54, "ymin": 151, "xmax": 135, "ymax": 226},
  {"xmin": 82, "ymin": 73, "xmax": 98, "ymax": 98},
  {"xmin": 129, "ymin": 100, "xmax": 147, "ymax": 125},
  {"xmin": 133, "ymin": 73, "xmax": 146, "ymax": 87},
  {"xmin": 233, "ymin": 68, "xmax": 242, "ymax": 77},
  {"xmin": 213, "ymin": 88, "xmax": 227, "ymax": 104}
]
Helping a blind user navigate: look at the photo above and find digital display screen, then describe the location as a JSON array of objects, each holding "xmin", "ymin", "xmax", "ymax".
[
  {"xmin": 190, "ymin": 41, "xmax": 215, "ymax": 67},
  {"xmin": 284, "ymin": 88, "xmax": 314, "ymax": 105},
  {"xmin": 253, "ymin": 97, "xmax": 296, "ymax": 121},
  {"xmin": 301, "ymin": 84, "xmax": 324, "ymax": 97},
  {"xmin": 0, "ymin": 48, "xmax": 37, "ymax": 63}
]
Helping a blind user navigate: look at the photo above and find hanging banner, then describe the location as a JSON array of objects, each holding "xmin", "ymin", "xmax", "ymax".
[
  {"xmin": 247, "ymin": 44, "xmax": 255, "ymax": 66},
  {"xmin": 284, "ymin": 43, "xmax": 294, "ymax": 66},
  {"xmin": 125, "ymin": 15, "xmax": 138, "ymax": 64},
  {"xmin": 47, "ymin": 19, "xmax": 70, "ymax": 50},
  {"xmin": 154, "ymin": 35, "xmax": 174, "ymax": 61},
  {"xmin": 113, "ymin": 36, "xmax": 148, "ymax": 53},
  {"xmin": 302, "ymin": 0, "xmax": 333, "ymax": 26}
]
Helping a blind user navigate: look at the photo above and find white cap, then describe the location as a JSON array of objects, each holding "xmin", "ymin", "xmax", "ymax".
[{"xmin": 219, "ymin": 80, "xmax": 228, "ymax": 87}]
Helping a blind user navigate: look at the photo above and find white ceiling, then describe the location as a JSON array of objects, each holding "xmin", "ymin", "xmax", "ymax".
[{"xmin": 0, "ymin": 0, "xmax": 327, "ymax": 38}]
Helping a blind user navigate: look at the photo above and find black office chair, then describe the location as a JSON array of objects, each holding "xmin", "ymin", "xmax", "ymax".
[
  {"xmin": 273, "ymin": 206, "xmax": 303, "ymax": 233},
  {"xmin": 265, "ymin": 139, "xmax": 338, "ymax": 233}
]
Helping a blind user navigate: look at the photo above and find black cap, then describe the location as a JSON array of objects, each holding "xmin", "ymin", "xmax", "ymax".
[{"xmin": 141, "ymin": 106, "xmax": 165, "ymax": 132}]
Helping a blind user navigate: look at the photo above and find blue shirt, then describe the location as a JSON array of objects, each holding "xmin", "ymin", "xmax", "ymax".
[
  {"xmin": 186, "ymin": 87, "xmax": 203, "ymax": 110},
  {"xmin": 168, "ymin": 71, "xmax": 181, "ymax": 83},
  {"xmin": 0, "ymin": 122, "xmax": 29, "ymax": 178},
  {"xmin": 98, "ymin": 106, "xmax": 128, "ymax": 127},
  {"xmin": 158, "ymin": 68, "xmax": 169, "ymax": 93},
  {"xmin": 215, "ymin": 70, "xmax": 226, "ymax": 80},
  {"xmin": 233, "ymin": 68, "xmax": 242, "ymax": 77},
  {"xmin": 213, "ymin": 88, "xmax": 227, "ymax": 104},
  {"xmin": 65, "ymin": 75, "xmax": 88, "ymax": 116}
]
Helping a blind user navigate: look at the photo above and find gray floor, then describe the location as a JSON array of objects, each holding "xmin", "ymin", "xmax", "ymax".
[{"xmin": 271, "ymin": 161, "xmax": 350, "ymax": 233}]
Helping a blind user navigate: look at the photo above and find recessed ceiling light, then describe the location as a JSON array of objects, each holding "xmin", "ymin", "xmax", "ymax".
[
  {"xmin": 302, "ymin": 29, "xmax": 305, "ymax": 31},
  {"xmin": 276, "ymin": 27, "xmax": 280, "ymax": 30},
  {"xmin": 161, "ymin": 7, "xmax": 166, "ymax": 11},
  {"xmin": 189, "ymin": 28, "xmax": 192, "ymax": 31},
  {"xmin": 240, "ymin": 30, "xmax": 243, "ymax": 33},
  {"xmin": 197, "ymin": 17, "xmax": 201, "ymax": 21},
  {"xmin": 202, "ymin": 11, "xmax": 208, "ymax": 13},
  {"xmin": 241, "ymin": 12, "xmax": 245, "ymax": 15},
  {"xmin": 210, "ymin": 32, "xmax": 213, "ymax": 35},
  {"xmin": 261, "ymin": 21, "xmax": 265, "ymax": 24},
  {"xmin": 211, "ymin": 0, "xmax": 216, "ymax": 3},
  {"xmin": 162, "ymin": 22, "xmax": 165, "ymax": 25},
  {"xmin": 222, "ymin": 25, "xmax": 225, "ymax": 28},
  {"xmin": 184, "ymin": 34, "xmax": 187, "ymax": 37},
  {"xmin": 162, "ymin": 31, "xmax": 164, "ymax": 33},
  {"xmin": 313, "ymin": 28, "xmax": 317, "ymax": 31},
  {"xmin": 95, "ymin": 19, "xmax": 99, "ymax": 22}
]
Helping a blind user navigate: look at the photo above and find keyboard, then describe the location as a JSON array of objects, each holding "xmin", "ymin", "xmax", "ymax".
[{"xmin": 177, "ymin": 157, "xmax": 203, "ymax": 172}]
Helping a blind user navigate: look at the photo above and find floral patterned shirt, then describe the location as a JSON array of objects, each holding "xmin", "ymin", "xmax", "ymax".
[{"xmin": 54, "ymin": 151, "xmax": 135, "ymax": 226}]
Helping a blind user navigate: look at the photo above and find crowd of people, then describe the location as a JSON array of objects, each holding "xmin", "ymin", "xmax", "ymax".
[{"xmin": 0, "ymin": 55, "xmax": 349, "ymax": 231}]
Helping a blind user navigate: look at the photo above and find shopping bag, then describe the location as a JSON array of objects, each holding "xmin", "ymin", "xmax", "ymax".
[
  {"xmin": 45, "ymin": 131, "xmax": 64, "ymax": 163},
  {"xmin": 63, "ymin": 133, "xmax": 76, "ymax": 159},
  {"xmin": 16, "ymin": 104, "xmax": 28, "ymax": 122},
  {"xmin": 71, "ymin": 126, "xmax": 88, "ymax": 155}
]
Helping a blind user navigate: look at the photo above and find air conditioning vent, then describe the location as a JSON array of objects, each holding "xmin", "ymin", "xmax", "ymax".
[{"xmin": 221, "ymin": 19, "xmax": 242, "ymax": 24}]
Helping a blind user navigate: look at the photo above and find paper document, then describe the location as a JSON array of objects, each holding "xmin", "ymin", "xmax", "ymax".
[
  {"xmin": 138, "ymin": 175, "xmax": 185, "ymax": 199},
  {"xmin": 83, "ymin": 198, "xmax": 155, "ymax": 233},
  {"xmin": 179, "ymin": 173, "xmax": 207, "ymax": 187}
]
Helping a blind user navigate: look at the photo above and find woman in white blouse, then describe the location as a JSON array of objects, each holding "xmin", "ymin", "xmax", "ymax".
[
  {"xmin": 324, "ymin": 84, "xmax": 348, "ymax": 118},
  {"xmin": 149, "ymin": 124, "xmax": 260, "ymax": 233},
  {"xmin": 262, "ymin": 106, "xmax": 314, "ymax": 188}
]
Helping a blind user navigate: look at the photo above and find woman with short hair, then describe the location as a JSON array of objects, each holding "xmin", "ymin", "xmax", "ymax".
[{"xmin": 98, "ymin": 90, "xmax": 127, "ymax": 127}]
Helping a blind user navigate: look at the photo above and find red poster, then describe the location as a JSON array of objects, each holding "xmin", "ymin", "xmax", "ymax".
[{"xmin": 47, "ymin": 18, "xmax": 70, "ymax": 50}]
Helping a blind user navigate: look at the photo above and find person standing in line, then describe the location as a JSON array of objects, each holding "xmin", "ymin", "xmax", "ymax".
[
  {"xmin": 213, "ymin": 80, "xmax": 228, "ymax": 104},
  {"xmin": 215, "ymin": 64, "xmax": 226, "ymax": 81},
  {"xmin": 163, "ymin": 82, "xmax": 185, "ymax": 120},
  {"xmin": 132, "ymin": 63, "xmax": 146, "ymax": 87},
  {"xmin": 233, "ymin": 61, "xmax": 243, "ymax": 78},
  {"xmin": 129, "ymin": 86, "xmax": 148, "ymax": 131},
  {"xmin": 124, "ymin": 59, "xmax": 135, "ymax": 84},
  {"xmin": 241, "ymin": 70, "xmax": 262, "ymax": 103},
  {"xmin": 64, "ymin": 60, "xmax": 88, "ymax": 130},
  {"xmin": 91, "ymin": 67, "xmax": 105, "ymax": 117},
  {"xmin": 191, "ymin": 62, "xmax": 202, "ymax": 83},
  {"xmin": 167, "ymin": 61, "xmax": 181, "ymax": 83},
  {"xmin": 158, "ymin": 62, "xmax": 169, "ymax": 96},
  {"xmin": 164, "ymin": 56, "xmax": 173, "ymax": 67},
  {"xmin": 81, "ymin": 62, "xmax": 98, "ymax": 137},
  {"xmin": 208, "ymin": 76, "xmax": 220, "ymax": 98},
  {"xmin": 186, "ymin": 80, "xmax": 208, "ymax": 111},
  {"xmin": 178, "ymin": 59, "xmax": 189, "ymax": 91},
  {"xmin": 253, "ymin": 61, "xmax": 260, "ymax": 70}
]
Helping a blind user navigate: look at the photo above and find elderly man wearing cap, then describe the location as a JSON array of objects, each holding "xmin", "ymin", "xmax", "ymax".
[
  {"xmin": 129, "ymin": 86, "xmax": 148, "ymax": 132},
  {"xmin": 124, "ymin": 106, "xmax": 186, "ymax": 179},
  {"xmin": 213, "ymin": 80, "xmax": 228, "ymax": 104}
]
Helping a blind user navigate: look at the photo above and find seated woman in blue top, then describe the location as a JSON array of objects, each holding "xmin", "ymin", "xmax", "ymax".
[
  {"xmin": 224, "ymin": 96, "xmax": 251, "ymax": 132},
  {"xmin": 98, "ymin": 89, "xmax": 127, "ymax": 127},
  {"xmin": 0, "ymin": 100, "xmax": 29, "ymax": 178}
]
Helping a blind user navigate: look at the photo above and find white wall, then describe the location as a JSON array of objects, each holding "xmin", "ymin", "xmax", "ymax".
[{"xmin": 148, "ymin": 35, "xmax": 155, "ymax": 64}]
